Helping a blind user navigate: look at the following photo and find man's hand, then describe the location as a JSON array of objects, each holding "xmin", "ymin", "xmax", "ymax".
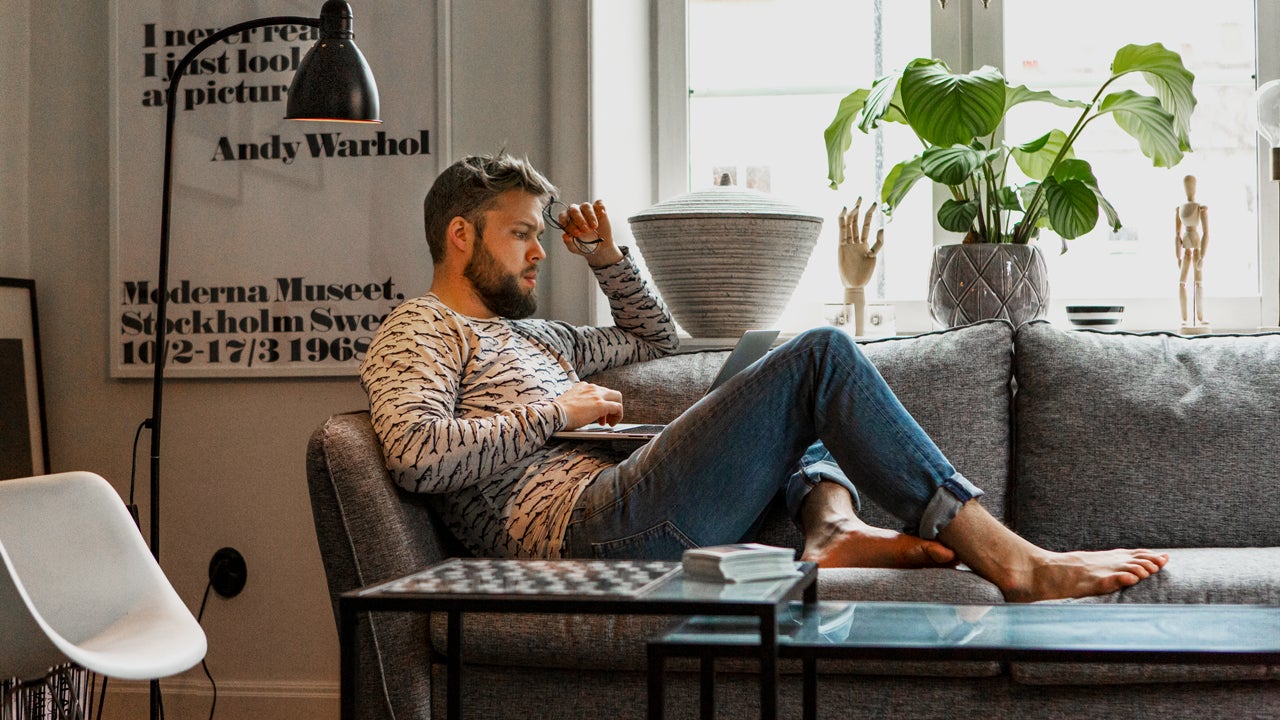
[
  {"xmin": 554, "ymin": 382, "xmax": 624, "ymax": 429},
  {"xmin": 557, "ymin": 199, "xmax": 625, "ymax": 267}
]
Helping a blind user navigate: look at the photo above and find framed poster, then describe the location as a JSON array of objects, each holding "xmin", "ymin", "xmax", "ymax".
[
  {"xmin": 0, "ymin": 278, "xmax": 49, "ymax": 480},
  {"xmin": 109, "ymin": 0, "xmax": 438, "ymax": 377}
]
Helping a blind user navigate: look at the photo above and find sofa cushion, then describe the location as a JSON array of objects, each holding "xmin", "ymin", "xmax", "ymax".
[
  {"xmin": 817, "ymin": 567, "xmax": 1004, "ymax": 605},
  {"xmin": 589, "ymin": 320, "xmax": 1015, "ymax": 536},
  {"xmin": 1080, "ymin": 547, "xmax": 1280, "ymax": 606},
  {"xmin": 1012, "ymin": 322, "xmax": 1280, "ymax": 550}
]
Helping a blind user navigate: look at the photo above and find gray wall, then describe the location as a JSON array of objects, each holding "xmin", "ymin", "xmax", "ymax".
[{"xmin": 7, "ymin": 1, "xmax": 590, "ymax": 716}]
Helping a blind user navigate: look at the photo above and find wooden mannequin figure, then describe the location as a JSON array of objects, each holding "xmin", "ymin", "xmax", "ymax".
[
  {"xmin": 1176, "ymin": 175, "xmax": 1210, "ymax": 334},
  {"xmin": 838, "ymin": 197, "xmax": 884, "ymax": 336}
]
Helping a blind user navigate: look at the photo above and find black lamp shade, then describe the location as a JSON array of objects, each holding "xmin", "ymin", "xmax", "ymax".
[{"xmin": 285, "ymin": 0, "xmax": 381, "ymax": 122}]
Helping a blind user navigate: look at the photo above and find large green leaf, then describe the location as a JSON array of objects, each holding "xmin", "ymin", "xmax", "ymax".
[
  {"xmin": 1052, "ymin": 158, "xmax": 1097, "ymax": 185},
  {"xmin": 938, "ymin": 198, "xmax": 980, "ymax": 233},
  {"xmin": 1053, "ymin": 159, "xmax": 1121, "ymax": 231},
  {"xmin": 859, "ymin": 72, "xmax": 906, "ymax": 134},
  {"xmin": 921, "ymin": 145, "xmax": 985, "ymax": 186},
  {"xmin": 1111, "ymin": 43, "xmax": 1197, "ymax": 151},
  {"xmin": 1014, "ymin": 132, "xmax": 1052, "ymax": 154},
  {"xmin": 1004, "ymin": 84, "xmax": 1088, "ymax": 114},
  {"xmin": 1095, "ymin": 187, "xmax": 1122, "ymax": 232},
  {"xmin": 996, "ymin": 186, "xmax": 1023, "ymax": 212},
  {"xmin": 880, "ymin": 157, "xmax": 925, "ymax": 215},
  {"xmin": 824, "ymin": 88, "xmax": 871, "ymax": 189},
  {"xmin": 1043, "ymin": 177, "xmax": 1099, "ymax": 240},
  {"xmin": 900, "ymin": 60, "xmax": 1006, "ymax": 147},
  {"xmin": 1011, "ymin": 129, "xmax": 1072, "ymax": 181},
  {"xmin": 1098, "ymin": 90, "xmax": 1184, "ymax": 167},
  {"xmin": 1019, "ymin": 183, "xmax": 1039, "ymax": 212}
]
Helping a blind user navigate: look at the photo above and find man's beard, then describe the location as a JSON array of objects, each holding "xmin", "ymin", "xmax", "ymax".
[{"xmin": 464, "ymin": 234, "xmax": 538, "ymax": 319}]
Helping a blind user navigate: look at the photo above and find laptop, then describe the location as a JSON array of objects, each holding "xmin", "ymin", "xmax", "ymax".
[{"xmin": 552, "ymin": 329, "xmax": 780, "ymax": 441}]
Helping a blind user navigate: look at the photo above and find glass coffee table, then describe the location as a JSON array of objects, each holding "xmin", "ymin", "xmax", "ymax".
[
  {"xmin": 338, "ymin": 558, "xmax": 818, "ymax": 720},
  {"xmin": 651, "ymin": 601, "xmax": 1280, "ymax": 720}
]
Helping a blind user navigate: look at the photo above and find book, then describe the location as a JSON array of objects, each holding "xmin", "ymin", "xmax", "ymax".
[{"xmin": 681, "ymin": 543, "xmax": 800, "ymax": 583}]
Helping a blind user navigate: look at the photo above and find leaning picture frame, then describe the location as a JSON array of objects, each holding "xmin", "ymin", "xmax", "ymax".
[{"xmin": 0, "ymin": 278, "xmax": 49, "ymax": 479}]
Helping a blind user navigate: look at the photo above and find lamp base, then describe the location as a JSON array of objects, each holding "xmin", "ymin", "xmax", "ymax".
[
  {"xmin": 1179, "ymin": 324, "xmax": 1211, "ymax": 335},
  {"xmin": 1258, "ymin": 325, "xmax": 1280, "ymax": 333}
]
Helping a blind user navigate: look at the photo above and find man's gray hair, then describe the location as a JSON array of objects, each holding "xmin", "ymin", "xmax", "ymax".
[{"xmin": 423, "ymin": 153, "xmax": 558, "ymax": 263}]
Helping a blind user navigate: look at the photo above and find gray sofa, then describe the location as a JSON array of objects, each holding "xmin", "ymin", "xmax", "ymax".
[{"xmin": 306, "ymin": 319, "xmax": 1280, "ymax": 719}]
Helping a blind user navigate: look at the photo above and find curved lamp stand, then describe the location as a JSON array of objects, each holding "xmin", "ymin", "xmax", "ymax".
[{"xmin": 146, "ymin": 3, "xmax": 379, "ymax": 719}]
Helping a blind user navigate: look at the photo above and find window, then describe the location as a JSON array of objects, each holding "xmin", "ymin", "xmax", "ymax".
[
  {"xmin": 600, "ymin": 0, "xmax": 1274, "ymax": 333},
  {"xmin": 686, "ymin": 0, "xmax": 932, "ymax": 332},
  {"xmin": 998, "ymin": 1, "xmax": 1259, "ymax": 329}
]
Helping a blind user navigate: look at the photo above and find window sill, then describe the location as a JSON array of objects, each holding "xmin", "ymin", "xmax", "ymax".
[{"xmin": 666, "ymin": 295, "xmax": 1272, "ymax": 348}]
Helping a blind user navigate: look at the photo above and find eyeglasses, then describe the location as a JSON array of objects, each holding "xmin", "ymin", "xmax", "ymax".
[{"xmin": 543, "ymin": 199, "xmax": 604, "ymax": 255}]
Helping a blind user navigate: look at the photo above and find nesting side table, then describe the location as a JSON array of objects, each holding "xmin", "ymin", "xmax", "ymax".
[{"xmin": 338, "ymin": 558, "xmax": 818, "ymax": 720}]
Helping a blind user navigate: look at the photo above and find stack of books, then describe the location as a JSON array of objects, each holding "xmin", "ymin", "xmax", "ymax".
[{"xmin": 681, "ymin": 543, "xmax": 800, "ymax": 583}]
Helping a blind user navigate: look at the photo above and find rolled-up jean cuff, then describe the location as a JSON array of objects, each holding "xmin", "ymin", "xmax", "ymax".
[
  {"xmin": 786, "ymin": 463, "xmax": 861, "ymax": 521},
  {"xmin": 918, "ymin": 472, "xmax": 984, "ymax": 540}
]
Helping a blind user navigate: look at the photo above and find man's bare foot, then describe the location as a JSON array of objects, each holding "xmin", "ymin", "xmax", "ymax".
[
  {"xmin": 801, "ymin": 518, "xmax": 956, "ymax": 569},
  {"xmin": 937, "ymin": 500, "xmax": 1170, "ymax": 602},
  {"xmin": 798, "ymin": 479, "xmax": 955, "ymax": 569},
  {"xmin": 998, "ymin": 548, "xmax": 1170, "ymax": 603}
]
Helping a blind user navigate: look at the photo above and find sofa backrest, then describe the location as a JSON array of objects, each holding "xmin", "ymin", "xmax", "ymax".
[
  {"xmin": 588, "ymin": 321, "xmax": 1016, "ymax": 537},
  {"xmin": 1012, "ymin": 321, "xmax": 1280, "ymax": 550}
]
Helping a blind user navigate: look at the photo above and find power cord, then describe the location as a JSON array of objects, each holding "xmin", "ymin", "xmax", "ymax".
[
  {"xmin": 94, "ymin": 673, "xmax": 106, "ymax": 720},
  {"xmin": 127, "ymin": 419, "xmax": 150, "ymax": 528},
  {"xmin": 196, "ymin": 580, "xmax": 218, "ymax": 720}
]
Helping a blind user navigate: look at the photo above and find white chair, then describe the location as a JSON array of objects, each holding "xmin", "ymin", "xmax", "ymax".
[{"xmin": 0, "ymin": 471, "xmax": 206, "ymax": 684}]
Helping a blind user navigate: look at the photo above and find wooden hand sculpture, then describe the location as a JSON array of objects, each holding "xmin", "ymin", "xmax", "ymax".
[{"xmin": 838, "ymin": 197, "xmax": 884, "ymax": 336}]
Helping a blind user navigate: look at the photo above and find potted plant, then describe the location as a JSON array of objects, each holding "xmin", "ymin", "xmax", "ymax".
[{"xmin": 824, "ymin": 43, "xmax": 1196, "ymax": 327}]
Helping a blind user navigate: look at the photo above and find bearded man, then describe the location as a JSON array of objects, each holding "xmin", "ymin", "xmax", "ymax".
[{"xmin": 359, "ymin": 153, "xmax": 1167, "ymax": 602}]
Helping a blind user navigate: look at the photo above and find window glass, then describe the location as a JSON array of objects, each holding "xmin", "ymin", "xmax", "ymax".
[
  {"xmin": 1002, "ymin": 1, "xmax": 1257, "ymax": 301},
  {"xmin": 688, "ymin": 0, "xmax": 931, "ymax": 330}
]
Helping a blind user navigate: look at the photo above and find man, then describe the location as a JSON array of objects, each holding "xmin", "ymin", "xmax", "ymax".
[{"xmin": 361, "ymin": 152, "xmax": 1168, "ymax": 602}]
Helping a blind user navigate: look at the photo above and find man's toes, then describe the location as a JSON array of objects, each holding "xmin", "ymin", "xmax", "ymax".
[
  {"xmin": 1135, "ymin": 550, "xmax": 1170, "ymax": 567},
  {"xmin": 1115, "ymin": 572, "xmax": 1141, "ymax": 589},
  {"xmin": 1133, "ymin": 558, "xmax": 1161, "ymax": 574},
  {"xmin": 925, "ymin": 543, "xmax": 956, "ymax": 565},
  {"xmin": 1124, "ymin": 563, "xmax": 1152, "ymax": 579}
]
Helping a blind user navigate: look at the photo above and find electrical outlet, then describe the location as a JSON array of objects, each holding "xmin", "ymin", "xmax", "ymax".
[{"xmin": 209, "ymin": 547, "xmax": 247, "ymax": 598}]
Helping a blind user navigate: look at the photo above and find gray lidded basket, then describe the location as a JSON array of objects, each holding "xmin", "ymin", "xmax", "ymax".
[{"xmin": 628, "ymin": 185, "xmax": 823, "ymax": 338}]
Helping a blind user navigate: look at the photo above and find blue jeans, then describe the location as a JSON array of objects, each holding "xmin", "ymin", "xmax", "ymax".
[{"xmin": 560, "ymin": 327, "xmax": 984, "ymax": 560}]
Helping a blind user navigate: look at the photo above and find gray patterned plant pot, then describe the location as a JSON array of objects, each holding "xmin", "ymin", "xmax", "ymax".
[
  {"xmin": 628, "ymin": 185, "xmax": 822, "ymax": 338},
  {"xmin": 928, "ymin": 243, "xmax": 1050, "ymax": 328}
]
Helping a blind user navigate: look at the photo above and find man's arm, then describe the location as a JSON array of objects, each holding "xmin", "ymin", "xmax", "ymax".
[
  {"xmin": 549, "ymin": 200, "xmax": 679, "ymax": 377},
  {"xmin": 360, "ymin": 301, "xmax": 565, "ymax": 494}
]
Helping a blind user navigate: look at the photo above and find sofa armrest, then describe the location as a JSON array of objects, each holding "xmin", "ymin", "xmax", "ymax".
[{"xmin": 306, "ymin": 410, "xmax": 465, "ymax": 720}]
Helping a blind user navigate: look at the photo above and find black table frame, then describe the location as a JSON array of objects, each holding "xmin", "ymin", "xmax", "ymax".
[
  {"xmin": 648, "ymin": 602, "xmax": 1280, "ymax": 720},
  {"xmin": 338, "ymin": 560, "xmax": 818, "ymax": 720}
]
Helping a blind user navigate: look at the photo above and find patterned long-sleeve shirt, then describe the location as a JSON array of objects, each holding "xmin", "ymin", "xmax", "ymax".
[{"xmin": 360, "ymin": 251, "xmax": 678, "ymax": 558}]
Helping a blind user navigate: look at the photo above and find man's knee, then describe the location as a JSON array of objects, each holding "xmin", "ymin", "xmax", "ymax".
[
  {"xmin": 792, "ymin": 326, "xmax": 863, "ymax": 364},
  {"xmin": 794, "ymin": 325, "xmax": 849, "ymax": 350}
]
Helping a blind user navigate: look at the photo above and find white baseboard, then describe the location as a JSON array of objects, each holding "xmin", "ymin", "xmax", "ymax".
[{"xmin": 100, "ymin": 678, "xmax": 338, "ymax": 720}]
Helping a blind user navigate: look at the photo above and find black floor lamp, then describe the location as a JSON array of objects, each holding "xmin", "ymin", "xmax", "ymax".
[{"xmin": 145, "ymin": 2, "xmax": 379, "ymax": 718}]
